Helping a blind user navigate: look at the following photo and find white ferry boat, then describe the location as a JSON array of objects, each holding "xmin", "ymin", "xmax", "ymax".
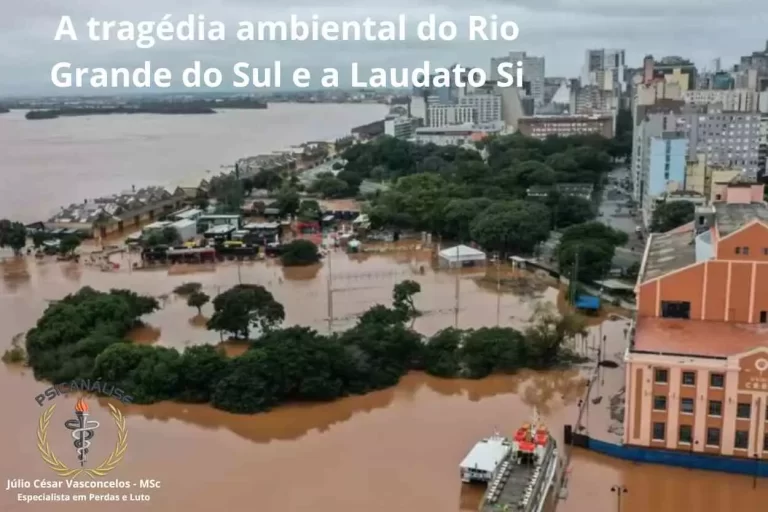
[{"xmin": 459, "ymin": 412, "xmax": 559, "ymax": 512}]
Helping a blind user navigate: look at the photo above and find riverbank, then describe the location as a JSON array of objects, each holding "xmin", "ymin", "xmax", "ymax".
[
  {"xmin": 25, "ymin": 105, "xmax": 216, "ymax": 119},
  {"xmin": 24, "ymin": 98, "xmax": 269, "ymax": 120}
]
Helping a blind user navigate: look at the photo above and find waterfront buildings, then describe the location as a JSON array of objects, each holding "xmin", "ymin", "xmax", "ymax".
[
  {"xmin": 46, "ymin": 186, "xmax": 186, "ymax": 239},
  {"xmin": 384, "ymin": 115, "xmax": 420, "ymax": 139},
  {"xmin": 516, "ymin": 114, "xmax": 613, "ymax": 139},
  {"xmin": 625, "ymin": 178, "xmax": 768, "ymax": 459}
]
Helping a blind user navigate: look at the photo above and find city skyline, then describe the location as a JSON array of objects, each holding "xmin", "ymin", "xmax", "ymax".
[{"xmin": 1, "ymin": 0, "xmax": 766, "ymax": 93}]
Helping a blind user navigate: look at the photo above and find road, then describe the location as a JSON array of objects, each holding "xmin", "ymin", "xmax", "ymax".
[{"xmin": 598, "ymin": 167, "xmax": 644, "ymax": 270}]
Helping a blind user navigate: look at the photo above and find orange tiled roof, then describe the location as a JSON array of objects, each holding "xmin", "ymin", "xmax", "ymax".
[{"xmin": 633, "ymin": 317, "xmax": 768, "ymax": 357}]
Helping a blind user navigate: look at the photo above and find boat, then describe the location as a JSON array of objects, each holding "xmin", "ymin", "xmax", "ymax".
[{"xmin": 459, "ymin": 409, "xmax": 559, "ymax": 512}]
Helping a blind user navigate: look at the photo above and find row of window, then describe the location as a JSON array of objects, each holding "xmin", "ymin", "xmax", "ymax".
[
  {"xmin": 653, "ymin": 396, "xmax": 768, "ymax": 419},
  {"xmin": 654, "ymin": 369, "xmax": 724, "ymax": 387},
  {"xmin": 734, "ymin": 247, "xmax": 768, "ymax": 257},
  {"xmin": 652, "ymin": 422, "xmax": 768, "ymax": 450}
]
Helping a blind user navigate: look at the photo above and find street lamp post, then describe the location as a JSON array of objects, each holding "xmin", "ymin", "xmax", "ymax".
[
  {"xmin": 610, "ymin": 485, "xmax": 628, "ymax": 512},
  {"xmin": 754, "ymin": 453, "xmax": 759, "ymax": 489}
]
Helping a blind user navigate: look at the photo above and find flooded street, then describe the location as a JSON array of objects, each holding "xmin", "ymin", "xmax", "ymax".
[{"xmin": 2, "ymin": 252, "xmax": 766, "ymax": 511}]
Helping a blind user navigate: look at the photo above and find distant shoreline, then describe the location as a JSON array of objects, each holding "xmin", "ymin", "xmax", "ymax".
[{"xmin": 25, "ymin": 99, "xmax": 268, "ymax": 120}]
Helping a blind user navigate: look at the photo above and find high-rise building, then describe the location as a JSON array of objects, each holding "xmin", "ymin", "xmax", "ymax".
[
  {"xmin": 490, "ymin": 52, "xmax": 545, "ymax": 106},
  {"xmin": 630, "ymin": 100, "xmax": 685, "ymax": 206},
  {"xmin": 681, "ymin": 104, "xmax": 762, "ymax": 173},
  {"xmin": 426, "ymin": 104, "xmax": 475, "ymax": 127},
  {"xmin": 459, "ymin": 93, "xmax": 502, "ymax": 124},
  {"xmin": 582, "ymin": 49, "xmax": 626, "ymax": 92},
  {"xmin": 643, "ymin": 132, "xmax": 689, "ymax": 226}
]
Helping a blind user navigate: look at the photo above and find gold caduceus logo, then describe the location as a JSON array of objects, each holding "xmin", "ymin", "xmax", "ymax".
[{"xmin": 37, "ymin": 398, "xmax": 128, "ymax": 478}]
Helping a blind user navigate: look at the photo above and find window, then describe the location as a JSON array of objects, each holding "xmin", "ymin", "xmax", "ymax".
[
  {"xmin": 682, "ymin": 372, "xmax": 696, "ymax": 386},
  {"xmin": 653, "ymin": 396, "xmax": 667, "ymax": 411},
  {"xmin": 736, "ymin": 247, "xmax": 741, "ymax": 254},
  {"xmin": 676, "ymin": 424, "xmax": 692, "ymax": 444},
  {"xmin": 681, "ymin": 398, "xmax": 695, "ymax": 414},
  {"xmin": 735, "ymin": 430, "xmax": 749, "ymax": 449},
  {"xmin": 737, "ymin": 403, "xmax": 751, "ymax": 419},
  {"xmin": 655, "ymin": 368, "xmax": 669, "ymax": 384},
  {"xmin": 761, "ymin": 311, "xmax": 767, "ymax": 324},
  {"xmin": 660, "ymin": 301, "xmax": 691, "ymax": 319},
  {"xmin": 706, "ymin": 427, "xmax": 721, "ymax": 446},
  {"xmin": 765, "ymin": 433, "xmax": 768, "ymax": 452},
  {"xmin": 652, "ymin": 422, "xmax": 666, "ymax": 441},
  {"xmin": 708, "ymin": 400, "xmax": 722, "ymax": 416},
  {"xmin": 743, "ymin": 247, "xmax": 750, "ymax": 255},
  {"xmin": 710, "ymin": 373, "xmax": 724, "ymax": 388}
]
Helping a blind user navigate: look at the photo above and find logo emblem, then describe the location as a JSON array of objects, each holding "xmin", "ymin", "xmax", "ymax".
[
  {"xmin": 755, "ymin": 358, "xmax": 768, "ymax": 376},
  {"xmin": 37, "ymin": 398, "xmax": 128, "ymax": 478}
]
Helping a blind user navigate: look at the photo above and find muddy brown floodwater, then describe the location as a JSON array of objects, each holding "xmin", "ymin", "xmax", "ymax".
[{"xmin": 1, "ymin": 250, "xmax": 766, "ymax": 512}]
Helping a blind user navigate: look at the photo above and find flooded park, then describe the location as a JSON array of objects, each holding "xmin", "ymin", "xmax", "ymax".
[{"xmin": 1, "ymin": 247, "xmax": 766, "ymax": 512}]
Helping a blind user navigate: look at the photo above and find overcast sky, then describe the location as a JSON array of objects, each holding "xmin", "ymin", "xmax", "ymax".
[{"xmin": 1, "ymin": 0, "xmax": 767, "ymax": 94}]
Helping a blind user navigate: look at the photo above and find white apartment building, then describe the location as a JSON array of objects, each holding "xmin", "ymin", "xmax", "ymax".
[
  {"xmin": 459, "ymin": 94, "xmax": 503, "ymax": 124},
  {"xmin": 427, "ymin": 104, "xmax": 475, "ymax": 127},
  {"xmin": 684, "ymin": 89, "xmax": 759, "ymax": 112},
  {"xmin": 490, "ymin": 52, "xmax": 545, "ymax": 105},
  {"xmin": 384, "ymin": 115, "xmax": 418, "ymax": 139}
]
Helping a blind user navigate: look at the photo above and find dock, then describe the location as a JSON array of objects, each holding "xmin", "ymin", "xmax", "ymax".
[{"xmin": 480, "ymin": 438, "xmax": 558, "ymax": 512}]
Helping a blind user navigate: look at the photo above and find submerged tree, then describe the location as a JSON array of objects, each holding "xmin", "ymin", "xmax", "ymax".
[
  {"xmin": 207, "ymin": 284, "xmax": 285, "ymax": 339},
  {"xmin": 392, "ymin": 280, "xmax": 421, "ymax": 321},
  {"xmin": 187, "ymin": 291, "xmax": 210, "ymax": 315}
]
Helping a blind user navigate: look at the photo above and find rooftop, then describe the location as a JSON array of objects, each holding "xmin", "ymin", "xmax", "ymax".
[
  {"xmin": 640, "ymin": 202, "xmax": 768, "ymax": 282},
  {"xmin": 319, "ymin": 199, "xmax": 362, "ymax": 213},
  {"xmin": 459, "ymin": 436, "xmax": 510, "ymax": 473},
  {"xmin": 714, "ymin": 202, "xmax": 768, "ymax": 236},
  {"xmin": 49, "ymin": 186, "xmax": 180, "ymax": 225},
  {"xmin": 640, "ymin": 229, "xmax": 696, "ymax": 282},
  {"xmin": 632, "ymin": 317, "xmax": 768, "ymax": 358}
]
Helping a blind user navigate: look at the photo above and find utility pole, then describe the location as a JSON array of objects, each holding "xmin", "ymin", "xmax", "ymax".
[
  {"xmin": 570, "ymin": 249, "xmax": 580, "ymax": 306},
  {"xmin": 327, "ymin": 248, "xmax": 333, "ymax": 334},
  {"xmin": 495, "ymin": 253, "xmax": 501, "ymax": 326},
  {"xmin": 453, "ymin": 244, "xmax": 460, "ymax": 328}
]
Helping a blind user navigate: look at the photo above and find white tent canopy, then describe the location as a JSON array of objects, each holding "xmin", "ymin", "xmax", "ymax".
[{"xmin": 438, "ymin": 244, "xmax": 487, "ymax": 268}]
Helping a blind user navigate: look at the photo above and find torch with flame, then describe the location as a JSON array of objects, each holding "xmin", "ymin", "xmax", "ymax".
[{"xmin": 63, "ymin": 398, "xmax": 100, "ymax": 466}]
